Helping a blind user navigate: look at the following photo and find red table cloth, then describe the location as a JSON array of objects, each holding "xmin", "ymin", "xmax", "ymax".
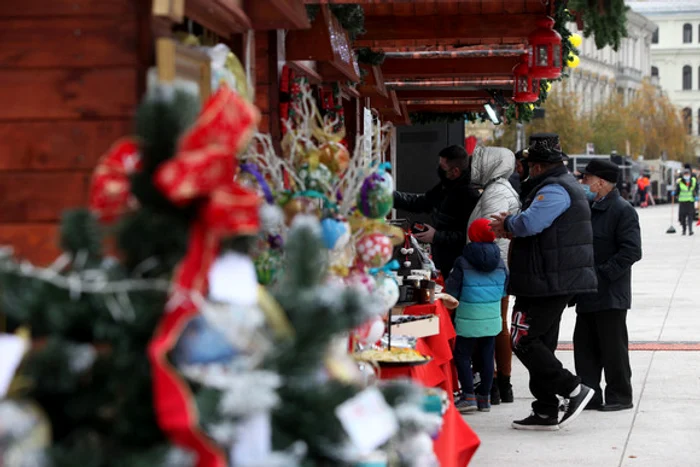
[{"xmin": 380, "ymin": 300, "xmax": 480, "ymax": 466}]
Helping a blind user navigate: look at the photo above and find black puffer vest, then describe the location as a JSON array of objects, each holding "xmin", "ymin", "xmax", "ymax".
[{"xmin": 509, "ymin": 166, "xmax": 598, "ymax": 298}]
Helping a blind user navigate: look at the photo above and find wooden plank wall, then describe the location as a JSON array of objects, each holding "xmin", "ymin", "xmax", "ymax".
[
  {"xmin": 254, "ymin": 30, "xmax": 281, "ymax": 147},
  {"xmin": 0, "ymin": 0, "xmax": 143, "ymax": 264}
]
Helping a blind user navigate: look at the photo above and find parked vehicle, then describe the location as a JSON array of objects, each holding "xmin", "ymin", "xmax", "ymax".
[{"xmin": 637, "ymin": 159, "xmax": 683, "ymax": 205}]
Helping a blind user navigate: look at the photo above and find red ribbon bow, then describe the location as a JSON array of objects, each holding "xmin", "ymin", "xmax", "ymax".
[
  {"xmin": 88, "ymin": 138, "xmax": 142, "ymax": 223},
  {"xmin": 147, "ymin": 85, "xmax": 261, "ymax": 467}
]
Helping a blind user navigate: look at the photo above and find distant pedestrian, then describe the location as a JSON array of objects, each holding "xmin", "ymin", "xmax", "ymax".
[
  {"xmin": 490, "ymin": 135, "xmax": 598, "ymax": 431},
  {"xmin": 676, "ymin": 168, "xmax": 697, "ymax": 235},
  {"xmin": 574, "ymin": 160, "xmax": 642, "ymax": 412},
  {"xmin": 636, "ymin": 174, "xmax": 651, "ymax": 207},
  {"xmin": 446, "ymin": 218, "xmax": 508, "ymax": 414}
]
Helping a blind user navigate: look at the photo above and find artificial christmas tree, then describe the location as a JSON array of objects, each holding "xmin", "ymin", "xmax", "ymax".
[{"xmin": 1, "ymin": 81, "xmax": 443, "ymax": 467}]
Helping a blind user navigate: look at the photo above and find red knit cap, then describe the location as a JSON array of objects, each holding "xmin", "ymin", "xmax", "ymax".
[{"xmin": 468, "ymin": 218, "xmax": 496, "ymax": 243}]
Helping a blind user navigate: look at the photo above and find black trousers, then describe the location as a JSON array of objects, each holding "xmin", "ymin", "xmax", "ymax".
[
  {"xmin": 454, "ymin": 336, "xmax": 496, "ymax": 396},
  {"xmin": 573, "ymin": 309, "xmax": 632, "ymax": 406},
  {"xmin": 512, "ymin": 295, "xmax": 580, "ymax": 417},
  {"xmin": 679, "ymin": 201, "xmax": 694, "ymax": 232}
]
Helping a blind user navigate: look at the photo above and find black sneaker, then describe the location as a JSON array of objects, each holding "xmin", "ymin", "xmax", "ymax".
[
  {"xmin": 559, "ymin": 384, "xmax": 594, "ymax": 428},
  {"xmin": 512, "ymin": 412, "xmax": 559, "ymax": 431},
  {"xmin": 491, "ymin": 382, "xmax": 501, "ymax": 405}
]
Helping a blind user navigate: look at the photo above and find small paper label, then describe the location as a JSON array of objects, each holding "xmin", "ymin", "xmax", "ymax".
[
  {"xmin": 335, "ymin": 387, "xmax": 398, "ymax": 456},
  {"xmin": 0, "ymin": 333, "xmax": 28, "ymax": 397},
  {"xmin": 230, "ymin": 412, "xmax": 272, "ymax": 466}
]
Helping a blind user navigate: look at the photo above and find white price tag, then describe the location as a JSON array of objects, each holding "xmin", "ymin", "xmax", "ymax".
[
  {"xmin": 0, "ymin": 333, "xmax": 28, "ymax": 397},
  {"xmin": 230, "ymin": 412, "xmax": 272, "ymax": 466},
  {"xmin": 335, "ymin": 387, "xmax": 398, "ymax": 456}
]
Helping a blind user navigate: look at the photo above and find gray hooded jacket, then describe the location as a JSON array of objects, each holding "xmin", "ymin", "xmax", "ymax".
[{"xmin": 467, "ymin": 146, "xmax": 522, "ymax": 263}]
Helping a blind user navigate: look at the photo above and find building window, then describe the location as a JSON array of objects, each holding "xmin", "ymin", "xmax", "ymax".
[
  {"xmin": 651, "ymin": 66, "xmax": 659, "ymax": 77},
  {"xmin": 683, "ymin": 23, "xmax": 692, "ymax": 43},
  {"xmin": 683, "ymin": 65, "xmax": 692, "ymax": 90},
  {"xmin": 652, "ymin": 28, "xmax": 659, "ymax": 44},
  {"xmin": 683, "ymin": 108, "xmax": 692, "ymax": 135}
]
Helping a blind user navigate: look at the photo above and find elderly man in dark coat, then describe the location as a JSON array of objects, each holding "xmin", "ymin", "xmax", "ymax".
[{"xmin": 575, "ymin": 159, "xmax": 642, "ymax": 412}]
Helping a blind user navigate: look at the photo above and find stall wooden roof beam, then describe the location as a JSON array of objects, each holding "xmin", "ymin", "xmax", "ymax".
[
  {"xmin": 357, "ymin": 14, "xmax": 540, "ymax": 42},
  {"xmin": 383, "ymin": 46, "xmax": 526, "ymax": 59},
  {"xmin": 395, "ymin": 90, "xmax": 512, "ymax": 100},
  {"xmin": 385, "ymin": 77, "xmax": 514, "ymax": 90},
  {"xmin": 381, "ymin": 56, "xmax": 520, "ymax": 79},
  {"xmin": 304, "ymin": 0, "xmax": 552, "ymax": 16}
]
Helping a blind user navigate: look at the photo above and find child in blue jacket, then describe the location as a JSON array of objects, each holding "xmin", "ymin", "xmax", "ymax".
[{"xmin": 445, "ymin": 218, "xmax": 508, "ymax": 413}]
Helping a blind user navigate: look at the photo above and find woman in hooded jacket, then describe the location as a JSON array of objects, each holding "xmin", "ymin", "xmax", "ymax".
[{"xmin": 467, "ymin": 145, "xmax": 521, "ymax": 404}]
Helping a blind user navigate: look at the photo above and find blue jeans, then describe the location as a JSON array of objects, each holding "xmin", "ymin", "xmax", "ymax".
[{"xmin": 454, "ymin": 335, "xmax": 496, "ymax": 396}]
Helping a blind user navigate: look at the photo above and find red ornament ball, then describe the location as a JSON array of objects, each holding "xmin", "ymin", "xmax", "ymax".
[{"xmin": 356, "ymin": 233, "xmax": 393, "ymax": 268}]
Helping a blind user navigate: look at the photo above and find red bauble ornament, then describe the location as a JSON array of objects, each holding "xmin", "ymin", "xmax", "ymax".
[
  {"xmin": 528, "ymin": 17, "xmax": 563, "ymax": 80},
  {"xmin": 356, "ymin": 233, "xmax": 393, "ymax": 268}
]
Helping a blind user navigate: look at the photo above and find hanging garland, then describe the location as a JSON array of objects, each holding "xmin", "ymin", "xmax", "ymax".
[
  {"xmin": 356, "ymin": 47, "xmax": 386, "ymax": 66},
  {"xmin": 566, "ymin": 0, "xmax": 628, "ymax": 51},
  {"xmin": 319, "ymin": 84, "xmax": 346, "ymax": 136},
  {"xmin": 306, "ymin": 5, "xmax": 366, "ymax": 41}
]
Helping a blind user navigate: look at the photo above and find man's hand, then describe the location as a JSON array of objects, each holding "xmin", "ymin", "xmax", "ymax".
[
  {"xmin": 490, "ymin": 212, "xmax": 510, "ymax": 239},
  {"xmin": 414, "ymin": 224, "xmax": 436, "ymax": 243}
]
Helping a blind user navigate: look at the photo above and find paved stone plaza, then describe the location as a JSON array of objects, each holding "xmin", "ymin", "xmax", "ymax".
[{"xmin": 467, "ymin": 204, "xmax": 700, "ymax": 467}]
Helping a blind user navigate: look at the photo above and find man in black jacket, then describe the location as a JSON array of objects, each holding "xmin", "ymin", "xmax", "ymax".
[
  {"xmin": 575, "ymin": 160, "xmax": 642, "ymax": 412},
  {"xmin": 393, "ymin": 145, "xmax": 480, "ymax": 276},
  {"xmin": 490, "ymin": 136, "xmax": 598, "ymax": 431}
]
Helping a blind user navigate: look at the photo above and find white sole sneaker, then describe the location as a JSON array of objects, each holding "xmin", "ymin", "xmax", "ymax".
[
  {"xmin": 511, "ymin": 421, "xmax": 560, "ymax": 431},
  {"xmin": 559, "ymin": 386, "xmax": 594, "ymax": 428}
]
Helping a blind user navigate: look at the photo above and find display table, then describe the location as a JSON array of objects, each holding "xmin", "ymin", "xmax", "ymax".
[
  {"xmin": 380, "ymin": 300, "xmax": 480, "ymax": 466},
  {"xmin": 381, "ymin": 301, "xmax": 459, "ymax": 395}
]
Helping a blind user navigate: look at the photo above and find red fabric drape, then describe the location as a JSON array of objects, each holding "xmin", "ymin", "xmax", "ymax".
[{"xmin": 380, "ymin": 300, "xmax": 481, "ymax": 466}]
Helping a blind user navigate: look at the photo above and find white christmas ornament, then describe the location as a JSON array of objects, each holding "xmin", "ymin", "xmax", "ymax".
[
  {"xmin": 345, "ymin": 270, "xmax": 376, "ymax": 295},
  {"xmin": 372, "ymin": 275, "xmax": 400, "ymax": 312},
  {"xmin": 365, "ymin": 319, "xmax": 385, "ymax": 345},
  {"xmin": 355, "ymin": 317, "xmax": 385, "ymax": 346},
  {"xmin": 208, "ymin": 252, "xmax": 259, "ymax": 306}
]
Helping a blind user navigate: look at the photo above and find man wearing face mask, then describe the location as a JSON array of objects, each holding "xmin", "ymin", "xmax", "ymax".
[
  {"xmin": 575, "ymin": 160, "xmax": 642, "ymax": 411},
  {"xmin": 393, "ymin": 145, "xmax": 480, "ymax": 276},
  {"xmin": 489, "ymin": 135, "xmax": 598, "ymax": 431},
  {"xmin": 508, "ymin": 149, "xmax": 530, "ymax": 195},
  {"xmin": 676, "ymin": 168, "xmax": 697, "ymax": 235}
]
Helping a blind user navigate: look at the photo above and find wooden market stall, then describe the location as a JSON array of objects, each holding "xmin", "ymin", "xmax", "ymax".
[{"xmin": 0, "ymin": 0, "xmax": 563, "ymax": 264}]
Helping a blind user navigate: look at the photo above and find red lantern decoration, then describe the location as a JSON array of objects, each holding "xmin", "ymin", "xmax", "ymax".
[
  {"xmin": 528, "ymin": 17, "xmax": 563, "ymax": 80},
  {"xmin": 512, "ymin": 57, "xmax": 540, "ymax": 104}
]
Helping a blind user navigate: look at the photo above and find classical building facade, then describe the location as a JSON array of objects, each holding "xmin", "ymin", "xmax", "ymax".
[
  {"xmin": 563, "ymin": 8, "xmax": 656, "ymax": 113},
  {"xmin": 628, "ymin": 0, "xmax": 700, "ymax": 156}
]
